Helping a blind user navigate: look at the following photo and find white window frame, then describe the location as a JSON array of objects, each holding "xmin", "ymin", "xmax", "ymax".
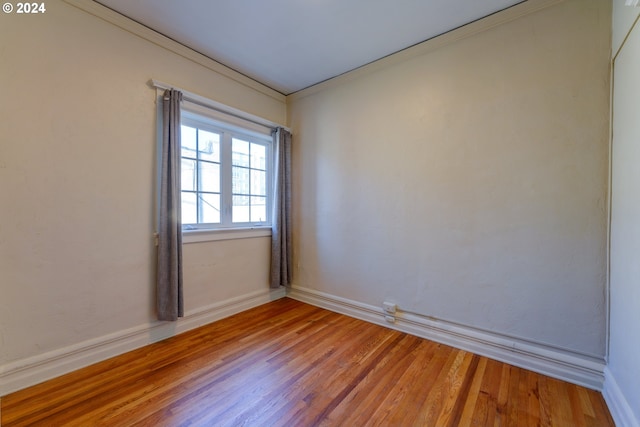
[
  {"xmin": 153, "ymin": 80, "xmax": 290, "ymax": 244},
  {"xmin": 179, "ymin": 101, "xmax": 274, "ymax": 242}
]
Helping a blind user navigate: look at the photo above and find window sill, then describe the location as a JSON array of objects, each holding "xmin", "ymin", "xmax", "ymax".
[{"xmin": 182, "ymin": 227, "xmax": 272, "ymax": 244}]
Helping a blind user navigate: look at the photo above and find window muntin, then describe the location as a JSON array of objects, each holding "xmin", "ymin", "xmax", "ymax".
[
  {"xmin": 232, "ymin": 138, "xmax": 268, "ymax": 223},
  {"xmin": 180, "ymin": 109, "xmax": 271, "ymax": 230},
  {"xmin": 181, "ymin": 126, "xmax": 221, "ymax": 225}
]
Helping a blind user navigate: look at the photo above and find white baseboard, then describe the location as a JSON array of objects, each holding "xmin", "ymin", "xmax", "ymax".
[
  {"xmin": 0, "ymin": 287, "xmax": 286, "ymax": 397},
  {"xmin": 287, "ymin": 285, "xmax": 606, "ymax": 391},
  {"xmin": 604, "ymin": 367, "xmax": 640, "ymax": 427}
]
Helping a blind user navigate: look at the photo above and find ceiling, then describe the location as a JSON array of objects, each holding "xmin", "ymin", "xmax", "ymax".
[{"xmin": 96, "ymin": 0, "xmax": 524, "ymax": 95}]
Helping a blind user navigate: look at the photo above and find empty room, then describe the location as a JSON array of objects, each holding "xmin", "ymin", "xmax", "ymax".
[{"xmin": 1, "ymin": 0, "xmax": 638, "ymax": 425}]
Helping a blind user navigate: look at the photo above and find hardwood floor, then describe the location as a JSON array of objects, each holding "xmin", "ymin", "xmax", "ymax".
[{"xmin": 1, "ymin": 298, "xmax": 614, "ymax": 426}]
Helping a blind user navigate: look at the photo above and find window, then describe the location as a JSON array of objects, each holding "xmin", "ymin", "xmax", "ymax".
[{"xmin": 180, "ymin": 103, "xmax": 272, "ymax": 231}]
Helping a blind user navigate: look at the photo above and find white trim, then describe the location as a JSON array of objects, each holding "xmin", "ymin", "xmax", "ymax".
[
  {"xmin": 0, "ymin": 287, "xmax": 286, "ymax": 397},
  {"xmin": 183, "ymin": 227, "xmax": 272, "ymax": 243},
  {"xmin": 62, "ymin": 0, "xmax": 285, "ymax": 101},
  {"xmin": 288, "ymin": 0, "xmax": 565, "ymax": 100},
  {"xmin": 604, "ymin": 367, "xmax": 640, "ymax": 427},
  {"xmin": 181, "ymin": 102, "xmax": 273, "ymax": 139},
  {"xmin": 287, "ymin": 285, "xmax": 606, "ymax": 390},
  {"xmin": 62, "ymin": 0, "xmax": 564, "ymax": 101},
  {"xmin": 152, "ymin": 79, "xmax": 291, "ymax": 133}
]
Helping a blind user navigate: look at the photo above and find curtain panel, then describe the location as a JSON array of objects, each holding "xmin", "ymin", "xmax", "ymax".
[
  {"xmin": 270, "ymin": 128, "xmax": 293, "ymax": 288},
  {"xmin": 157, "ymin": 89, "xmax": 184, "ymax": 321}
]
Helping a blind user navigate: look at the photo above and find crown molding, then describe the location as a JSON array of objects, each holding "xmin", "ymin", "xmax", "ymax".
[
  {"xmin": 62, "ymin": 0, "xmax": 286, "ymax": 102},
  {"xmin": 63, "ymin": 0, "xmax": 563, "ymax": 103},
  {"xmin": 287, "ymin": 0, "xmax": 565, "ymax": 101}
]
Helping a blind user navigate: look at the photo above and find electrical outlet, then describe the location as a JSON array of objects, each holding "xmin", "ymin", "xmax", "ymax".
[
  {"xmin": 384, "ymin": 315, "xmax": 396, "ymax": 323},
  {"xmin": 383, "ymin": 301, "xmax": 397, "ymax": 314}
]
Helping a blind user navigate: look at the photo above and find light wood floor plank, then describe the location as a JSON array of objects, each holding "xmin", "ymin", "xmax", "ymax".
[
  {"xmin": 457, "ymin": 356, "xmax": 488, "ymax": 427},
  {"xmin": 1, "ymin": 298, "xmax": 615, "ymax": 426}
]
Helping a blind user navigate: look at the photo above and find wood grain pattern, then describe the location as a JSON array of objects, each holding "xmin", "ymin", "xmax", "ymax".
[{"xmin": 1, "ymin": 298, "xmax": 614, "ymax": 426}]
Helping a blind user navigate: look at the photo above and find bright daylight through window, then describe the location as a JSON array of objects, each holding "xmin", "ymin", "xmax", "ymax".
[{"xmin": 180, "ymin": 106, "xmax": 272, "ymax": 230}]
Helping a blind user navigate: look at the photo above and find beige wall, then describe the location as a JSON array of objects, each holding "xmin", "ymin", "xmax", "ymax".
[
  {"xmin": 288, "ymin": 0, "xmax": 610, "ymax": 357},
  {"xmin": 0, "ymin": 0, "xmax": 618, "ymax": 400},
  {"xmin": 607, "ymin": 1, "xmax": 640, "ymax": 424},
  {"xmin": 0, "ymin": 0, "xmax": 285, "ymax": 375}
]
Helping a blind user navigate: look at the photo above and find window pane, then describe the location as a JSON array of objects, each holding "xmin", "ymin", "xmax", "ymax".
[
  {"xmin": 198, "ymin": 130, "xmax": 219, "ymax": 162},
  {"xmin": 181, "ymin": 126, "xmax": 197, "ymax": 158},
  {"xmin": 232, "ymin": 138, "xmax": 250, "ymax": 167},
  {"xmin": 181, "ymin": 159, "xmax": 196, "ymax": 191},
  {"xmin": 251, "ymin": 196, "xmax": 266, "ymax": 222},
  {"xmin": 181, "ymin": 192, "xmax": 197, "ymax": 224},
  {"xmin": 251, "ymin": 143, "xmax": 266, "ymax": 170},
  {"xmin": 232, "ymin": 195, "xmax": 250, "ymax": 222},
  {"xmin": 232, "ymin": 166, "xmax": 250, "ymax": 194},
  {"xmin": 200, "ymin": 162, "xmax": 220, "ymax": 193},
  {"xmin": 180, "ymin": 114, "xmax": 272, "ymax": 228},
  {"xmin": 200, "ymin": 193, "xmax": 220, "ymax": 223},
  {"xmin": 251, "ymin": 169, "xmax": 266, "ymax": 196}
]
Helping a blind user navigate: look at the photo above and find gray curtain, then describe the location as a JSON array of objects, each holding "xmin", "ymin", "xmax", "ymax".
[
  {"xmin": 270, "ymin": 128, "xmax": 292, "ymax": 288},
  {"xmin": 157, "ymin": 89, "xmax": 184, "ymax": 321}
]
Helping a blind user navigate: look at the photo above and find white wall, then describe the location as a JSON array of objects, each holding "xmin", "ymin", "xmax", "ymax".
[
  {"xmin": 288, "ymin": 0, "xmax": 610, "ymax": 358},
  {"xmin": 607, "ymin": 1, "xmax": 640, "ymax": 425},
  {"xmin": 0, "ymin": 0, "xmax": 285, "ymax": 394},
  {"xmin": 613, "ymin": 0, "xmax": 640, "ymax": 55}
]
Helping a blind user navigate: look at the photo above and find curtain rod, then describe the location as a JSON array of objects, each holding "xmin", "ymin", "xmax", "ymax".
[{"xmin": 149, "ymin": 79, "xmax": 291, "ymax": 133}]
